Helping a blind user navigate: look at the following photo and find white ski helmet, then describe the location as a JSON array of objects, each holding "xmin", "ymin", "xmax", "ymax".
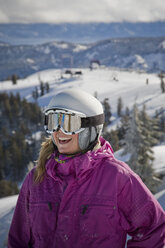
[{"xmin": 45, "ymin": 88, "xmax": 104, "ymax": 151}]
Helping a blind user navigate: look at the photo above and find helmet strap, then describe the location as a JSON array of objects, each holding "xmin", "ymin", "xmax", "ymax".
[{"xmin": 80, "ymin": 127, "xmax": 99, "ymax": 154}]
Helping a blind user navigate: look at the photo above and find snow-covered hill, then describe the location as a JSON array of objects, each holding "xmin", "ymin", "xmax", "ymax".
[
  {"xmin": 0, "ymin": 36, "xmax": 165, "ymax": 80},
  {"xmin": 1, "ymin": 67, "xmax": 164, "ymax": 117}
]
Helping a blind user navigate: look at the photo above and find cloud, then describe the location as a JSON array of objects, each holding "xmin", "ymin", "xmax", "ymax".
[{"xmin": 0, "ymin": 0, "xmax": 165, "ymax": 23}]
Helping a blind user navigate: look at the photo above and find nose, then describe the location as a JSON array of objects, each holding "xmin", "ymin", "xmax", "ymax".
[
  {"xmin": 54, "ymin": 129, "xmax": 66, "ymax": 135},
  {"xmin": 56, "ymin": 125, "xmax": 61, "ymax": 132}
]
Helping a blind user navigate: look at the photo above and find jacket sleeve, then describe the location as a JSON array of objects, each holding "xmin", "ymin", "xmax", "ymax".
[
  {"xmin": 8, "ymin": 172, "xmax": 31, "ymax": 248},
  {"xmin": 118, "ymin": 172, "xmax": 165, "ymax": 248}
]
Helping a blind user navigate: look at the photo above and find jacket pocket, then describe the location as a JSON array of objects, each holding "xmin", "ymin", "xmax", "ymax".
[
  {"xmin": 29, "ymin": 201, "xmax": 59, "ymax": 236},
  {"xmin": 78, "ymin": 199, "xmax": 116, "ymax": 239}
]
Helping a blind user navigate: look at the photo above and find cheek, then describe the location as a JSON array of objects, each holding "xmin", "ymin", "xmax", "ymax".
[
  {"xmin": 72, "ymin": 134, "xmax": 80, "ymax": 151},
  {"xmin": 52, "ymin": 133, "xmax": 57, "ymax": 143},
  {"xmin": 76, "ymin": 134, "xmax": 80, "ymax": 144}
]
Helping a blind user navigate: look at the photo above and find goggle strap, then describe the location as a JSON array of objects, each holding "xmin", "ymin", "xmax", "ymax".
[
  {"xmin": 81, "ymin": 113, "xmax": 105, "ymax": 128},
  {"xmin": 45, "ymin": 115, "xmax": 48, "ymax": 125}
]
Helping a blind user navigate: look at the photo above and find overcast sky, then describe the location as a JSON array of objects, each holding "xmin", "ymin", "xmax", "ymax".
[{"xmin": 0, "ymin": 0, "xmax": 165, "ymax": 23}]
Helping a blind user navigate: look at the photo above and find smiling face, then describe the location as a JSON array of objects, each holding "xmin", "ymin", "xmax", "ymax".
[{"xmin": 53, "ymin": 130, "xmax": 81, "ymax": 155}]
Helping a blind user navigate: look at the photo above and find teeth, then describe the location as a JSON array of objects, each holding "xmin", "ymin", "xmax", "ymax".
[{"xmin": 59, "ymin": 137, "xmax": 71, "ymax": 141}]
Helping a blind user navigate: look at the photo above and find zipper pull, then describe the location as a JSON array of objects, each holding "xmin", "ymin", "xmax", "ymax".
[
  {"xmin": 48, "ymin": 202, "xmax": 52, "ymax": 211},
  {"xmin": 81, "ymin": 204, "xmax": 88, "ymax": 215}
]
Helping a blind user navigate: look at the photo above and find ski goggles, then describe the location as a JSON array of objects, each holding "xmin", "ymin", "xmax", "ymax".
[{"xmin": 44, "ymin": 109, "xmax": 104, "ymax": 135}]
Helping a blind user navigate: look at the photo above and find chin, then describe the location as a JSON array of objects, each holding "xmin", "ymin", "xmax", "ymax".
[{"xmin": 58, "ymin": 147, "xmax": 72, "ymax": 154}]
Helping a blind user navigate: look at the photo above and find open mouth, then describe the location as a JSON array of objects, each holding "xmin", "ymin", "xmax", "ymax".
[{"xmin": 58, "ymin": 137, "xmax": 72, "ymax": 144}]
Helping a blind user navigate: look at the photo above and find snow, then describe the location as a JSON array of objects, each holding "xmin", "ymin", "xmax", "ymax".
[
  {"xmin": 0, "ymin": 195, "xmax": 18, "ymax": 247},
  {"xmin": 26, "ymin": 58, "xmax": 35, "ymax": 64},
  {"xmin": 44, "ymin": 46, "xmax": 51, "ymax": 54},
  {"xmin": 52, "ymin": 42, "xmax": 69, "ymax": 49},
  {"xmin": 73, "ymin": 44, "xmax": 89, "ymax": 52},
  {"xmin": 153, "ymin": 145, "xmax": 165, "ymax": 174},
  {"xmin": 0, "ymin": 67, "xmax": 165, "ymax": 247},
  {"xmin": 32, "ymin": 131, "xmax": 42, "ymax": 140},
  {"xmin": 115, "ymin": 148, "xmax": 131, "ymax": 163},
  {"xmin": 160, "ymin": 40, "xmax": 165, "ymax": 49},
  {"xmin": 115, "ymin": 145, "xmax": 165, "ymax": 176},
  {"xmin": 1, "ymin": 67, "xmax": 163, "ymax": 117},
  {"xmin": 0, "ymin": 196, "xmax": 18, "ymax": 219},
  {"xmin": 133, "ymin": 54, "xmax": 148, "ymax": 69}
]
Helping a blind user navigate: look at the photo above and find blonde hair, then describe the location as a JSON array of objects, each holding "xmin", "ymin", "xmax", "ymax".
[{"xmin": 34, "ymin": 137, "xmax": 55, "ymax": 183}]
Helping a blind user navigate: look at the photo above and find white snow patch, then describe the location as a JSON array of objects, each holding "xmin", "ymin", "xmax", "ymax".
[
  {"xmin": 159, "ymin": 40, "xmax": 165, "ymax": 49},
  {"xmin": 32, "ymin": 131, "xmax": 42, "ymax": 141},
  {"xmin": 114, "ymin": 148, "xmax": 130, "ymax": 162},
  {"xmin": 53, "ymin": 42, "xmax": 69, "ymax": 49},
  {"xmin": 0, "ymin": 195, "xmax": 18, "ymax": 219},
  {"xmin": 26, "ymin": 58, "xmax": 34, "ymax": 64},
  {"xmin": 153, "ymin": 145, "xmax": 165, "ymax": 174},
  {"xmin": 73, "ymin": 44, "xmax": 88, "ymax": 52},
  {"xmin": 44, "ymin": 46, "xmax": 51, "ymax": 54}
]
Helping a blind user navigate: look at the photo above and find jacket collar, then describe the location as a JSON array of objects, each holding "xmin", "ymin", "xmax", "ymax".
[{"xmin": 46, "ymin": 137, "xmax": 114, "ymax": 182}]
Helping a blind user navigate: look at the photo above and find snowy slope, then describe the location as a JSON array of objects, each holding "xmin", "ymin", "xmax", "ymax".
[
  {"xmin": 0, "ymin": 195, "xmax": 18, "ymax": 247},
  {"xmin": 0, "ymin": 67, "xmax": 164, "ymax": 116},
  {"xmin": 1, "ymin": 67, "xmax": 165, "ymax": 133}
]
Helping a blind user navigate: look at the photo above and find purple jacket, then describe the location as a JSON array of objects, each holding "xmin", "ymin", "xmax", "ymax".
[{"xmin": 8, "ymin": 137, "xmax": 165, "ymax": 248}]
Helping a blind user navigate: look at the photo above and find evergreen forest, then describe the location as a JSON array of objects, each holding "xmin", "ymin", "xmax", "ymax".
[
  {"xmin": 102, "ymin": 99, "xmax": 165, "ymax": 193},
  {"xmin": 0, "ymin": 92, "xmax": 44, "ymax": 197}
]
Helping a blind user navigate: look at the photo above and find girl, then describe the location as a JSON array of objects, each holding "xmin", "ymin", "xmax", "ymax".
[{"xmin": 8, "ymin": 88, "xmax": 165, "ymax": 247}]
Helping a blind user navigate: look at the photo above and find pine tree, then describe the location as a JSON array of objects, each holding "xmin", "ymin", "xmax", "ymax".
[
  {"xmin": 11, "ymin": 74, "xmax": 17, "ymax": 85},
  {"xmin": 0, "ymin": 180, "xmax": 19, "ymax": 198},
  {"xmin": 102, "ymin": 98, "xmax": 112, "ymax": 131},
  {"xmin": 117, "ymin": 107, "xmax": 130, "ymax": 141},
  {"xmin": 155, "ymin": 107, "xmax": 165, "ymax": 141},
  {"xmin": 45, "ymin": 82, "xmax": 50, "ymax": 93},
  {"xmin": 125, "ymin": 106, "xmax": 130, "ymax": 117},
  {"xmin": 160, "ymin": 111, "xmax": 165, "ymax": 133},
  {"xmin": 103, "ymin": 129, "xmax": 119, "ymax": 152},
  {"xmin": 0, "ymin": 143, "xmax": 4, "ymax": 180},
  {"xmin": 122, "ymin": 104, "xmax": 143, "ymax": 169},
  {"xmin": 94, "ymin": 91, "xmax": 98, "ymax": 99},
  {"xmin": 40, "ymin": 81, "xmax": 45, "ymax": 96},
  {"xmin": 4, "ymin": 97, "xmax": 12, "ymax": 122},
  {"xmin": 10, "ymin": 93, "xmax": 19, "ymax": 118},
  {"xmin": 160, "ymin": 79, "xmax": 165, "ymax": 93},
  {"xmin": 122, "ymin": 104, "xmax": 160, "ymax": 193},
  {"xmin": 117, "ymin": 97, "xmax": 123, "ymax": 117},
  {"xmin": 158, "ymin": 72, "xmax": 165, "ymax": 93},
  {"xmin": 0, "ymin": 92, "xmax": 43, "ymax": 188},
  {"xmin": 32, "ymin": 87, "xmax": 39, "ymax": 101}
]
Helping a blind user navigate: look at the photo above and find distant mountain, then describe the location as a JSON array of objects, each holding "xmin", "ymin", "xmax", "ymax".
[
  {"xmin": 0, "ymin": 37, "xmax": 165, "ymax": 80},
  {"xmin": 0, "ymin": 22, "xmax": 165, "ymax": 45}
]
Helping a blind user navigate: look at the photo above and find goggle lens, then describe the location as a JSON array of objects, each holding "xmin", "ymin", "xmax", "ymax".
[{"xmin": 45, "ymin": 110, "xmax": 85, "ymax": 134}]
